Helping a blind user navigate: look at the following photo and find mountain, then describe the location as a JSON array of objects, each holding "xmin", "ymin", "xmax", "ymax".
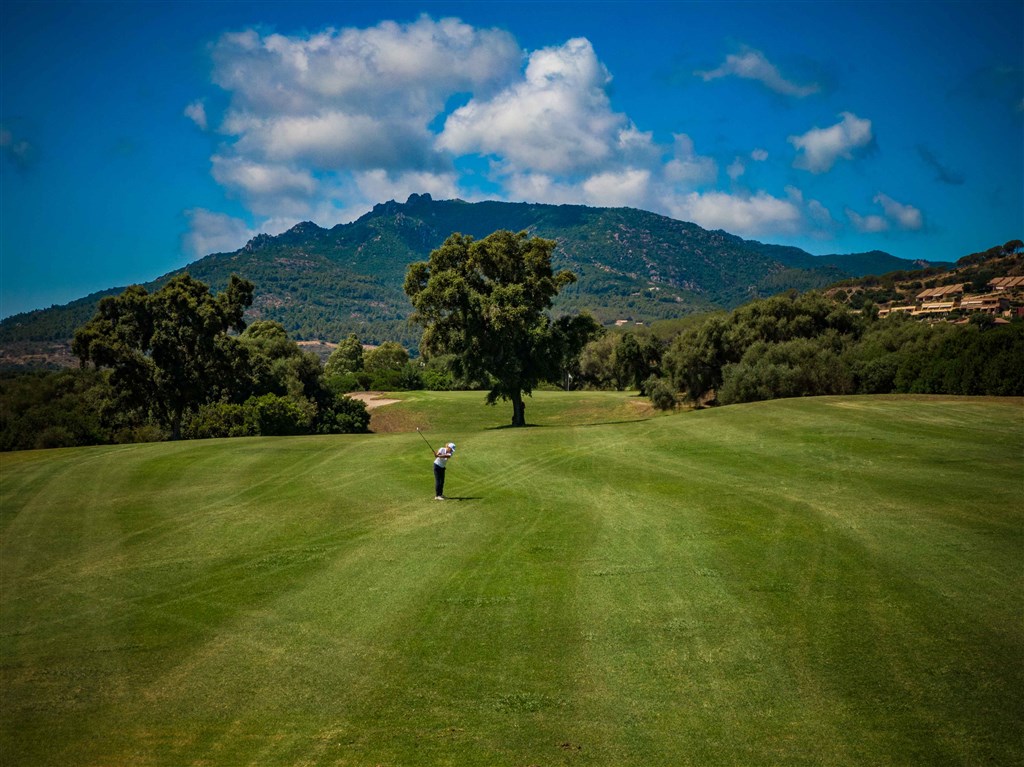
[{"xmin": 0, "ymin": 195, "xmax": 942, "ymax": 364}]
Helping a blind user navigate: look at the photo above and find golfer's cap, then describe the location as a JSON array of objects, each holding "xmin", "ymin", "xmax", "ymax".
[{"xmin": 447, "ymin": 442, "xmax": 456, "ymax": 450}]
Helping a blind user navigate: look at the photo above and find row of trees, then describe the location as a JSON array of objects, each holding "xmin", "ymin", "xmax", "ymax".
[
  {"xmin": 3, "ymin": 231, "xmax": 1021, "ymax": 450},
  {"xmin": 583, "ymin": 291, "xmax": 1022, "ymax": 408},
  {"xmin": 7, "ymin": 273, "xmax": 373, "ymax": 450}
]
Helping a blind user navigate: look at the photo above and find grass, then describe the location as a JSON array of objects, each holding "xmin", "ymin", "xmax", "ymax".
[{"xmin": 1, "ymin": 393, "xmax": 1021, "ymax": 766}]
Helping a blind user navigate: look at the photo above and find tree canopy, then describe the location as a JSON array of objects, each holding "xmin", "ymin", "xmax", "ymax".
[
  {"xmin": 72, "ymin": 274, "xmax": 254, "ymax": 439},
  {"xmin": 404, "ymin": 230, "xmax": 598, "ymax": 426}
]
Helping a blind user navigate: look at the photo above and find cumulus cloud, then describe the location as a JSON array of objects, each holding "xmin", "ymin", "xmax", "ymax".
[
  {"xmin": 582, "ymin": 168, "xmax": 653, "ymax": 208},
  {"xmin": 211, "ymin": 156, "xmax": 317, "ymax": 199},
  {"xmin": 846, "ymin": 193, "xmax": 923, "ymax": 233},
  {"xmin": 186, "ymin": 15, "xmax": 855, "ymax": 250},
  {"xmin": 667, "ymin": 189, "xmax": 805, "ymax": 236},
  {"xmin": 696, "ymin": 46, "xmax": 820, "ymax": 97},
  {"xmin": 438, "ymin": 37, "xmax": 648, "ymax": 175},
  {"xmin": 211, "ymin": 17, "xmax": 520, "ymax": 172},
  {"xmin": 726, "ymin": 157, "xmax": 746, "ymax": 181},
  {"xmin": 184, "ymin": 100, "xmax": 208, "ymax": 130},
  {"xmin": 183, "ymin": 209, "xmax": 259, "ymax": 257},
  {"xmin": 847, "ymin": 208, "xmax": 889, "ymax": 233},
  {"xmin": 187, "ymin": 15, "xmax": 523, "ymax": 245},
  {"xmin": 874, "ymin": 193, "xmax": 924, "ymax": 230},
  {"xmin": 663, "ymin": 134, "xmax": 717, "ymax": 186},
  {"xmin": 352, "ymin": 169, "xmax": 462, "ymax": 207},
  {"xmin": 789, "ymin": 112, "xmax": 873, "ymax": 173},
  {"xmin": 212, "ymin": 18, "xmax": 521, "ymax": 121},
  {"xmin": 504, "ymin": 169, "xmax": 653, "ymax": 210}
]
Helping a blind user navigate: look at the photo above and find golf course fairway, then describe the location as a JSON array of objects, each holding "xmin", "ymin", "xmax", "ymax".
[{"xmin": 1, "ymin": 393, "xmax": 1021, "ymax": 766}]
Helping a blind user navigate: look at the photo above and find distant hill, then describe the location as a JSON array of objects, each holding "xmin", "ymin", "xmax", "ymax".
[
  {"xmin": 823, "ymin": 239, "xmax": 1024, "ymax": 310},
  {"xmin": 0, "ymin": 194, "xmax": 945, "ymax": 364}
]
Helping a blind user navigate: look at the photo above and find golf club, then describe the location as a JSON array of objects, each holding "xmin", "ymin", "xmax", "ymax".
[{"xmin": 416, "ymin": 427, "xmax": 436, "ymax": 454}]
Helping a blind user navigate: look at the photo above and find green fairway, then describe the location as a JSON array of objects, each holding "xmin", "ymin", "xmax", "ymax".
[{"xmin": 1, "ymin": 394, "xmax": 1021, "ymax": 766}]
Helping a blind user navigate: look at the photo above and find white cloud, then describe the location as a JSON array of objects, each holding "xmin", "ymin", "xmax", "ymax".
[
  {"xmin": 727, "ymin": 157, "xmax": 746, "ymax": 181},
  {"xmin": 503, "ymin": 169, "xmax": 653, "ymax": 209},
  {"xmin": 184, "ymin": 100, "xmax": 208, "ymax": 130},
  {"xmin": 582, "ymin": 168, "xmax": 652, "ymax": 208},
  {"xmin": 189, "ymin": 16, "xmax": 857, "ymax": 248},
  {"xmin": 183, "ymin": 209, "xmax": 259, "ymax": 257},
  {"xmin": 202, "ymin": 14, "xmax": 522, "ymax": 225},
  {"xmin": 789, "ymin": 112, "xmax": 873, "ymax": 173},
  {"xmin": 847, "ymin": 208, "xmax": 889, "ymax": 233},
  {"xmin": 874, "ymin": 193, "xmax": 924, "ymax": 230},
  {"xmin": 353, "ymin": 169, "xmax": 461, "ymax": 206},
  {"xmin": 847, "ymin": 193, "xmax": 924, "ymax": 233},
  {"xmin": 667, "ymin": 190, "xmax": 804, "ymax": 236},
  {"xmin": 663, "ymin": 134, "xmax": 718, "ymax": 186},
  {"xmin": 438, "ymin": 37, "xmax": 646, "ymax": 175},
  {"xmin": 211, "ymin": 156, "xmax": 317, "ymax": 199},
  {"xmin": 212, "ymin": 18, "xmax": 521, "ymax": 120},
  {"xmin": 697, "ymin": 47, "xmax": 820, "ymax": 97},
  {"xmin": 230, "ymin": 111, "xmax": 440, "ymax": 171}
]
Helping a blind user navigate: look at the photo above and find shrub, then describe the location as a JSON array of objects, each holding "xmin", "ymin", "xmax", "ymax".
[
  {"xmin": 318, "ymin": 394, "xmax": 370, "ymax": 434},
  {"xmin": 183, "ymin": 402, "xmax": 254, "ymax": 440},
  {"xmin": 246, "ymin": 394, "xmax": 315, "ymax": 436},
  {"xmin": 645, "ymin": 376, "xmax": 677, "ymax": 411}
]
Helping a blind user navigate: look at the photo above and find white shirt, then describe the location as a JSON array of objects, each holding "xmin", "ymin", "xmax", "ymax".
[{"xmin": 434, "ymin": 447, "xmax": 453, "ymax": 467}]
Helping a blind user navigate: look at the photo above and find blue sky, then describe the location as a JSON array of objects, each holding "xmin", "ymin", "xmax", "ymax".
[{"xmin": 2, "ymin": 1, "xmax": 1021, "ymax": 318}]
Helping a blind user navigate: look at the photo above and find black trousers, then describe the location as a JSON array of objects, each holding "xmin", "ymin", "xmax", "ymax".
[{"xmin": 434, "ymin": 464, "xmax": 446, "ymax": 497}]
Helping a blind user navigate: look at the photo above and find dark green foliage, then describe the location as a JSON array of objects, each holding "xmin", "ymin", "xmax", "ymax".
[
  {"xmin": 182, "ymin": 401, "xmax": 254, "ymax": 440},
  {"xmin": 645, "ymin": 376, "xmax": 677, "ymax": 410},
  {"xmin": 72, "ymin": 274, "xmax": 255, "ymax": 439},
  {"xmin": 363, "ymin": 341, "xmax": 409, "ymax": 373},
  {"xmin": 614, "ymin": 332, "xmax": 663, "ymax": 393},
  {"xmin": 182, "ymin": 392, "xmax": 370, "ymax": 439},
  {"xmin": 3, "ymin": 196, "xmax": 932, "ymax": 358},
  {"xmin": 0, "ymin": 369, "xmax": 111, "ymax": 450},
  {"xmin": 405, "ymin": 230, "xmax": 599, "ymax": 426},
  {"xmin": 245, "ymin": 393, "xmax": 315, "ymax": 436},
  {"xmin": 719, "ymin": 334, "xmax": 855, "ymax": 404},
  {"xmin": 662, "ymin": 293, "xmax": 1023, "ymax": 406},
  {"xmin": 325, "ymin": 333, "xmax": 364, "ymax": 375},
  {"xmin": 2, "ymin": 282, "xmax": 373, "ymax": 450},
  {"xmin": 317, "ymin": 392, "xmax": 371, "ymax": 434}
]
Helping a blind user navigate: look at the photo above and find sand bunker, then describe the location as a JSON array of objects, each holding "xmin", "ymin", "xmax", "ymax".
[{"xmin": 346, "ymin": 392, "xmax": 402, "ymax": 409}]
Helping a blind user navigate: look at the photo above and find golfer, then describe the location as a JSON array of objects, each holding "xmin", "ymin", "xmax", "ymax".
[{"xmin": 433, "ymin": 442, "xmax": 456, "ymax": 500}]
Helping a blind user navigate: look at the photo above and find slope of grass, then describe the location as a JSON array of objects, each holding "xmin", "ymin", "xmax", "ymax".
[{"xmin": 1, "ymin": 394, "xmax": 1021, "ymax": 766}]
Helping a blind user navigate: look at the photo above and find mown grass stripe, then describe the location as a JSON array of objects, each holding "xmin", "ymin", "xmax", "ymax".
[{"xmin": 1, "ymin": 393, "xmax": 1020, "ymax": 766}]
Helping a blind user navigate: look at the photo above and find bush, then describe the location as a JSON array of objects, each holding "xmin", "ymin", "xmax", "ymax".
[
  {"xmin": 325, "ymin": 372, "xmax": 362, "ymax": 395},
  {"xmin": 421, "ymin": 368, "xmax": 455, "ymax": 390},
  {"xmin": 246, "ymin": 394, "xmax": 315, "ymax": 436},
  {"xmin": 645, "ymin": 376, "xmax": 677, "ymax": 410},
  {"xmin": 318, "ymin": 394, "xmax": 370, "ymax": 434},
  {"xmin": 183, "ymin": 402, "xmax": 254, "ymax": 440}
]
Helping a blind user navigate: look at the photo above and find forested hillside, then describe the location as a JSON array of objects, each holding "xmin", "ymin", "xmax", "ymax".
[{"xmin": 0, "ymin": 195, "xmax": 936, "ymax": 363}]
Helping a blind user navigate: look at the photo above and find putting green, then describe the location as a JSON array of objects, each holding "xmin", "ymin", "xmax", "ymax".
[{"xmin": 1, "ymin": 393, "xmax": 1021, "ymax": 766}]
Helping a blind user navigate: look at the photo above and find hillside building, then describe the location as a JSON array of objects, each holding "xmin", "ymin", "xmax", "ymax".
[{"xmin": 877, "ymin": 279, "xmax": 1020, "ymax": 319}]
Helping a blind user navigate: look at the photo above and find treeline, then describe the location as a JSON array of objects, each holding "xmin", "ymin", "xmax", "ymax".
[
  {"xmin": 583, "ymin": 291, "xmax": 1022, "ymax": 408},
  {"xmin": 3, "ymin": 276, "xmax": 1022, "ymax": 451},
  {"xmin": 0, "ymin": 275, "xmax": 372, "ymax": 452}
]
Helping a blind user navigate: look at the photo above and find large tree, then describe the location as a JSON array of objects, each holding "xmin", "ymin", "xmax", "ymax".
[
  {"xmin": 405, "ymin": 230, "xmax": 595, "ymax": 426},
  {"xmin": 73, "ymin": 274, "xmax": 254, "ymax": 439}
]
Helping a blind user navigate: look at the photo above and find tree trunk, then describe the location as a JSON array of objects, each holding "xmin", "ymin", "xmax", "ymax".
[{"xmin": 510, "ymin": 389, "xmax": 526, "ymax": 427}]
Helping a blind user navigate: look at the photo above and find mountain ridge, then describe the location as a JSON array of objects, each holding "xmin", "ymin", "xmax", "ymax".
[{"xmin": 0, "ymin": 195, "xmax": 944, "ymax": 362}]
